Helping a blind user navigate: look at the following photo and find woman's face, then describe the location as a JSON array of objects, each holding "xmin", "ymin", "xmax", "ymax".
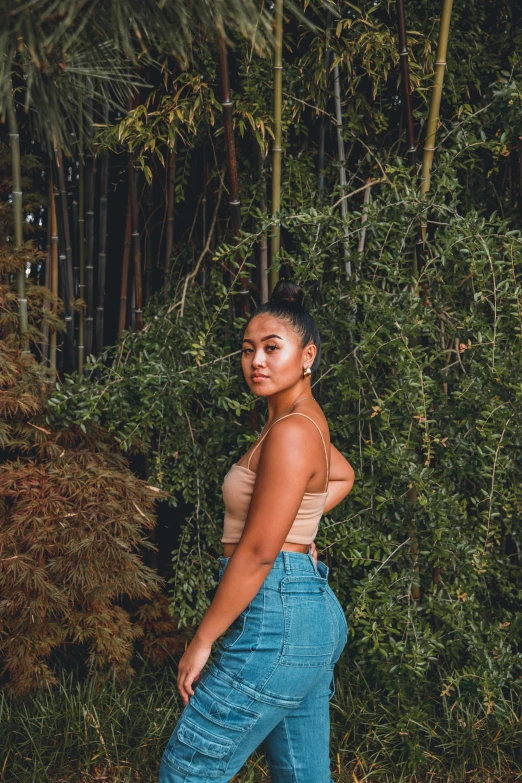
[{"xmin": 241, "ymin": 314, "xmax": 315, "ymax": 396}]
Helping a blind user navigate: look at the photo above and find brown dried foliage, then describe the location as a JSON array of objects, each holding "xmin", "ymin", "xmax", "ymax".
[{"xmin": 0, "ymin": 259, "xmax": 181, "ymax": 695}]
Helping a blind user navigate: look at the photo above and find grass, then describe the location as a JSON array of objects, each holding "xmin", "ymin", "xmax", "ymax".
[{"xmin": 2, "ymin": 657, "xmax": 522, "ymax": 782}]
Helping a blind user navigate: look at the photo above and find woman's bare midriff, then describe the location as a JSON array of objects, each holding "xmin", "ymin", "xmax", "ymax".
[{"xmin": 222, "ymin": 541, "xmax": 309, "ymax": 558}]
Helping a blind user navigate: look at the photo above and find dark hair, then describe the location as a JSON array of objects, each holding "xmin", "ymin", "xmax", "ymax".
[{"xmin": 245, "ymin": 280, "xmax": 322, "ymax": 374}]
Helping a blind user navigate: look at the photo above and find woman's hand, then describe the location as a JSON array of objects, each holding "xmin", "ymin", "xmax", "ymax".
[
  {"xmin": 310, "ymin": 540, "xmax": 318, "ymax": 566},
  {"xmin": 177, "ymin": 636, "xmax": 213, "ymax": 707}
]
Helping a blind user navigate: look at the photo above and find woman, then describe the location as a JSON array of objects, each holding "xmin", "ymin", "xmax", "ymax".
[{"xmin": 159, "ymin": 280, "xmax": 355, "ymax": 782}]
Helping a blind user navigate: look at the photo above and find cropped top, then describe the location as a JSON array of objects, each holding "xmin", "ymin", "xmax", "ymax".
[{"xmin": 221, "ymin": 412, "xmax": 329, "ymax": 545}]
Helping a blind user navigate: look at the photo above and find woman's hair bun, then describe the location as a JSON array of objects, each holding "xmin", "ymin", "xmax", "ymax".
[{"xmin": 269, "ymin": 279, "xmax": 305, "ymax": 308}]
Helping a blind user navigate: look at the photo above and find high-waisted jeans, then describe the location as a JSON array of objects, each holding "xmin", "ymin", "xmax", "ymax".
[{"xmin": 159, "ymin": 549, "xmax": 348, "ymax": 782}]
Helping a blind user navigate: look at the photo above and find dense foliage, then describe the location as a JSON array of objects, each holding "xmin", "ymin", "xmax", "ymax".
[
  {"xmin": 0, "ymin": 257, "xmax": 182, "ymax": 695},
  {"xmin": 5, "ymin": 0, "xmax": 522, "ymax": 778}
]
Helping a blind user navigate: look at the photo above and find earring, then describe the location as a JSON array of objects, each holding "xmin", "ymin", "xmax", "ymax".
[{"xmin": 303, "ymin": 367, "xmax": 312, "ymax": 377}]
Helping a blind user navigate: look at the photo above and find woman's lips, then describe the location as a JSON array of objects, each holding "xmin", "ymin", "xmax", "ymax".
[{"xmin": 251, "ymin": 375, "xmax": 268, "ymax": 382}]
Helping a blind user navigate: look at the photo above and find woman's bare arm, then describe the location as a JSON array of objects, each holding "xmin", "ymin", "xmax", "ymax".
[{"xmin": 323, "ymin": 442, "xmax": 355, "ymax": 514}]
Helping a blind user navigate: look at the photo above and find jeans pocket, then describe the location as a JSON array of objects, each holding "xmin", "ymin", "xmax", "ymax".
[
  {"xmin": 279, "ymin": 575, "xmax": 336, "ymax": 667},
  {"xmin": 191, "ymin": 680, "xmax": 260, "ymax": 733},
  {"xmin": 328, "ymin": 586, "xmax": 349, "ymax": 641},
  {"xmin": 220, "ymin": 603, "xmax": 251, "ymax": 649},
  {"xmin": 162, "ymin": 715, "xmax": 233, "ymax": 778}
]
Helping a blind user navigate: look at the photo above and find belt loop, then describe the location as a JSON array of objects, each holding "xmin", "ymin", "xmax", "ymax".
[
  {"xmin": 307, "ymin": 544, "xmax": 320, "ymax": 575},
  {"xmin": 282, "ymin": 551, "xmax": 292, "ymax": 573}
]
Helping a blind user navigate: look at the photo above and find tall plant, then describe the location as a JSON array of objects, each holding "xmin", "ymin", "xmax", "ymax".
[
  {"xmin": 217, "ymin": 31, "xmax": 248, "ymax": 316},
  {"xmin": 270, "ymin": 0, "xmax": 284, "ymax": 293},
  {"xmin": 419, "ymin": 0, "xmax": 454, "ymax": 253},
  {"xmin": 7, "ymin": 87, "xmax": 28, "ymax": 339}
]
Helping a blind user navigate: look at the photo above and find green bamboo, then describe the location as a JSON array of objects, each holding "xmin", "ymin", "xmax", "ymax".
[
  {"xmin": 269, "ymin": 0, "xmax": 283, "ymax": 294},
  {"xmin": 7, "ymin": 88, "xmax": 28, "ymax": 339},
  {"xmin": 418, "ymin": 0, "xmax": 454, "ymax": 253}
]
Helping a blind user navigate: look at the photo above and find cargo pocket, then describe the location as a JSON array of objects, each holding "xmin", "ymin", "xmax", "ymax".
[
  {"xmin": 191, "ymin": 679, "xmax": 260, "ymax": 733},
  {"xmin": 162, "ymin": 715, "xmax": 233, "ymax": 778},
  {"xmin": 279, "ymin": 574, "xmax": 336, "ymax": 667}
]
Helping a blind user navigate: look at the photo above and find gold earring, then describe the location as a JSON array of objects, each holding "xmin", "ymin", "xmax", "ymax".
[{"xmin": 303, "ymin": 367, "xmax": 312, "ymax": 377}]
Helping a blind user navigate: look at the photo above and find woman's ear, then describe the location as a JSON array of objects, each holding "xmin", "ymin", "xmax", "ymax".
[{"xmin": 304, "ymin": 342, "xmax": 316, "ymax": 366}]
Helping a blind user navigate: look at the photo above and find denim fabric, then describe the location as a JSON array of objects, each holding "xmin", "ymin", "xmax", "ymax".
[{"xmin": 159, "ymin": 550, "xmax": 348, "ymax": 782}]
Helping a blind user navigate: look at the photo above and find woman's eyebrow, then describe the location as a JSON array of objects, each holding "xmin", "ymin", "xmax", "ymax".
[{"xmin": 242, "ymin": 334, "xmax": 283, "ymax": 344}]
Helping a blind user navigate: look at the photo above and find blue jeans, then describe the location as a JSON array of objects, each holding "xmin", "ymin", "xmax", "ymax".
[{"xmin": 159, "ymin": 549, "xmax": 348, "ymax": 782}]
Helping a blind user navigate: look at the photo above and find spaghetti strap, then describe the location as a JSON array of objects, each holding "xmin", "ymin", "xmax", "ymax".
[{"xmin": 246, "ymin": 412, "xmax": 330, "ymax": 492}]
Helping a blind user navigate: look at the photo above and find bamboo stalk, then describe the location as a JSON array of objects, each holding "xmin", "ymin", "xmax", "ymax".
[
  {"xmin": 164, "ymin": 142, "xmax": 177, "ymax": 270},
  {"xmin": 84, "ymin": 82, "xmax": 96, "ymax": 357},
  {"xmin": 42, "ymin": 175, "xmax": 52, "ymax": 367},
  {"xmin": 217, "ymin": 31, "xmax": 248, "ymax": 315},
  {"xmin": 7, "ymin": 88, "xmax": 28, "ymax": 340},
  {"xmin": 53, "ymin": 139, "xmax": 75, "ymax": 311},
  {"xmin": 144, "ymin": 180, "xmax": 154, "ymax": 305},
  {"xmin": 50, "ymin": 176, "xmax": 59, "ymax": 381},
  {"xmin": 419, "ymin": 0, "xmax": 454, "ymax": 248},
  {"xmin": 317, "ymin": 11, "xmax": 333, "ymax": 202},
  {"xmin": 333, "ymin": 63, "xmax": 351, "ymax": 276},
  {"xmin": 357, "ymin": 180, "xmax": 372, "ymax": 258},
  {"xmin": 53, "ymin": 175, "xmax": 76, "ymax": 371},
  {"xmin": 95, "ymin": 107, "xmax": 109, "ymax": 355},
  {"xmin": 128, "ymin": 152, "xmax": 143, "ymax": 332},
  {"xmin": 70, "ymin": 132, "xmax": 80, "ymax": 299},
  {"xmin": 259, "ymin": 147, "xmax": 269, "ymax": 304},
  {"xmin": 270, "ymin": 0, "xmax": 283, "ymax": 294},
  {"xmin": 396, "ymin": 0, "xmax": 416, "ymax": 170},
  {"xmin": 118, "ymin": 200, "xmax": 132, "ymax": 338},
  {"xmin": 78, "ymin": 124, "xmax": 85, "ymax": 371}
]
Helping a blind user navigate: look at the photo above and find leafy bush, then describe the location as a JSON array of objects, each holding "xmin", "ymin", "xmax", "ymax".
[
  {"xmin": 47, "ymin": 152, "xmax": 522, "ymax": 775},
  {"xmin": 0, "ymin": 261, "xmax": 182, "ymax": 695}
]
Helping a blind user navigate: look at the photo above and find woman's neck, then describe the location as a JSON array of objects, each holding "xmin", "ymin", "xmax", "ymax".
[{"xmin": 266, "ymin": 384, "xmax": 314, "ymax": 422}]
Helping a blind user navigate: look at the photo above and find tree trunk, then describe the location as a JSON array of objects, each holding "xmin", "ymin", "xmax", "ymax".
[
  {"xmin": 333, "ymin": 63, "xmax": 351, "ymax": 276},
  {"xmin": 270, "ymin": 0, "xmax": 284, "ymax": 294},
  {"xmin": 7, "ymin": 89, "xmax": 28, "ymax": 340}
]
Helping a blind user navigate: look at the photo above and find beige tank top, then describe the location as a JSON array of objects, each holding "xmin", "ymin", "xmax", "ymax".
[{"xmin": 221, "ymin": 412, "xmax": 329, "ymax": 545}]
